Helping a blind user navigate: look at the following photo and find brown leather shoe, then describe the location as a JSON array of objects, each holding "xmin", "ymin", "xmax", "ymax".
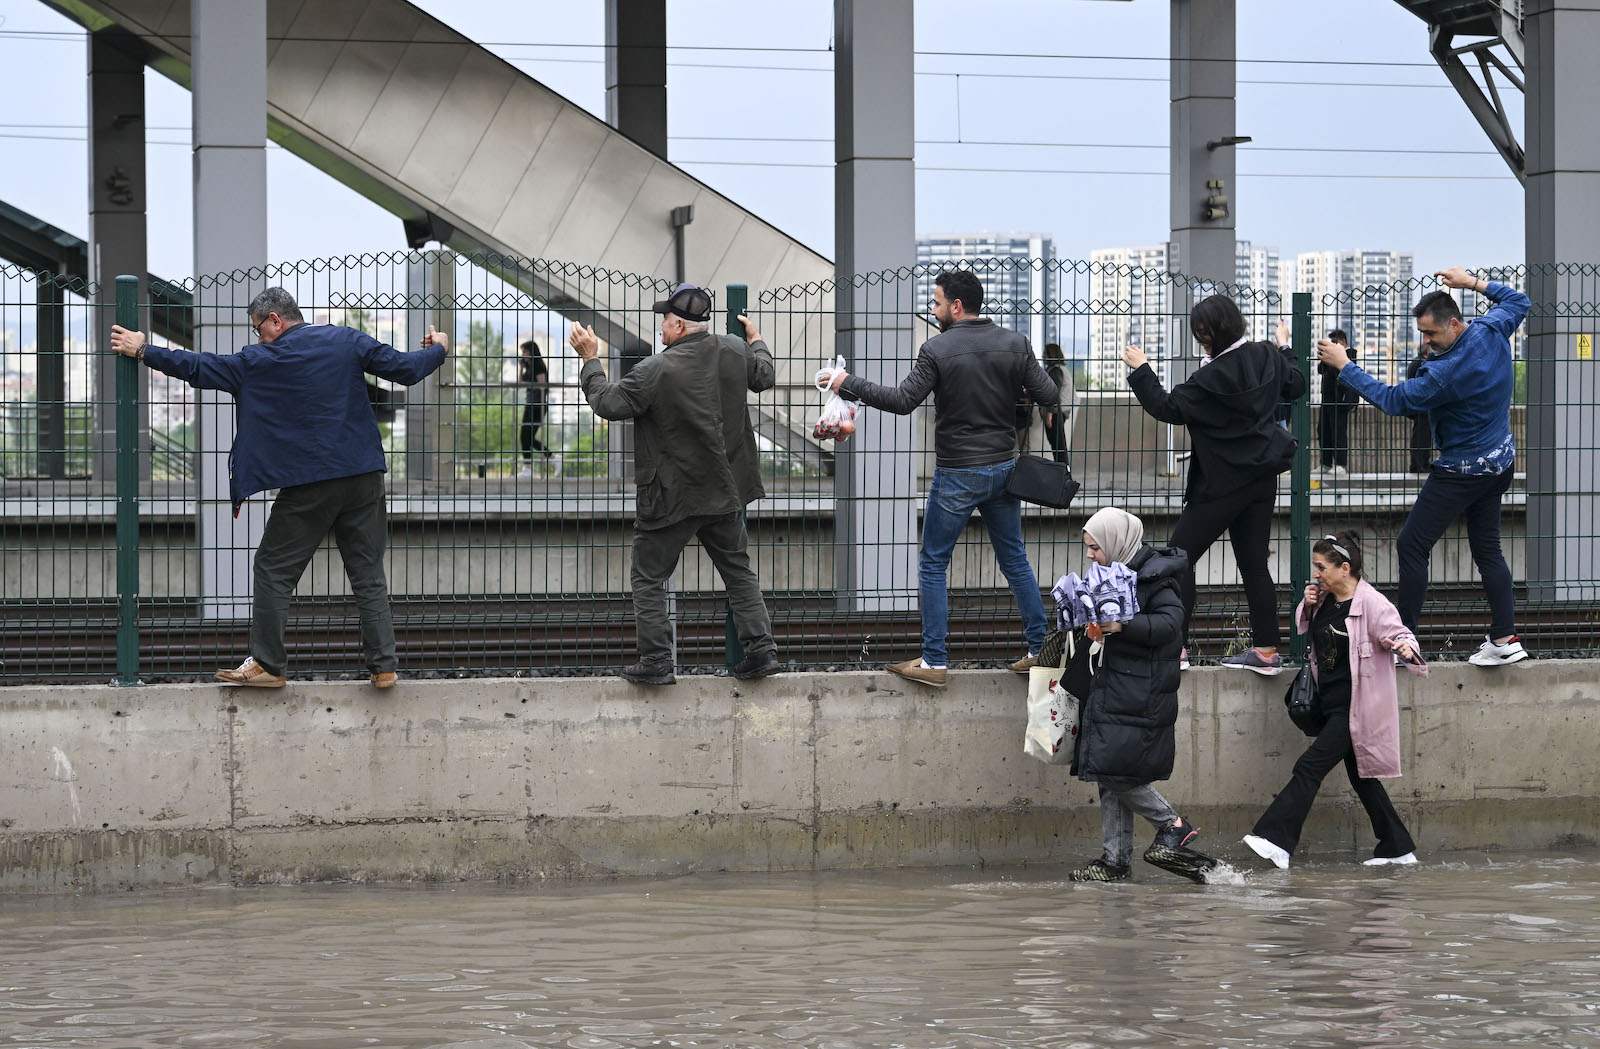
[
  {"xmin": 886, "ymin": 657, "xmax": 948, "ymax": 688},
  {"xmin": 370, "ymin": 672, "xmax": 397, "ymax": 689},
  {"xmin": 1008, "ymin": 654, "xmax": 1038, "ymax": 674},
  {"xmin": 214, "ymin": 656, "xmax": 286, "ymax": 688}
]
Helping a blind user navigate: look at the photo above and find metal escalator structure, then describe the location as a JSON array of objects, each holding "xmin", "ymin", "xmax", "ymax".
[
  {"xmin": 0, "ymin": 198, "xmax": 192, "ymax": 347},
  {"xmin": 1395, "ymin": 0, "xmax": 1526, "ymax": 183},
  {"xmin": 42, "ymin": 0, "xmax": 836, "ymax": 466}
]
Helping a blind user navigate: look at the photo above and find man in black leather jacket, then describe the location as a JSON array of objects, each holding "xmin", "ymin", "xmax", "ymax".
[{"xmin": 825, "ymin": 271, "xmax": 1059, "ymax": 687}]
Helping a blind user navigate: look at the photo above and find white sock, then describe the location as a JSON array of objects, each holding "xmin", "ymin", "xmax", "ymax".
[{"xmin": 919, "ymin": 659, "xmax": 946, "ymax": 670}]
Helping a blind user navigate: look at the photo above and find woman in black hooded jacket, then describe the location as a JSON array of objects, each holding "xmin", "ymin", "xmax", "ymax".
[
  {"xmin": 1122, "ymin": 295, "xmax": 1305, "ymax": 675},
  {"xmin": 1069, "ymin": 506, "xmax": 1216, "ymax": 884}
]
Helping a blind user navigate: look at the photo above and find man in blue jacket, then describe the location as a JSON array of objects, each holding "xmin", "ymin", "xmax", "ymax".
[
  {"xmin": 110, "ymin": 287, "xmax": 449, "ymax": 688},
  {"xmin": 1317, "ymin": 266, "xmax": 1529, "ymax": 667}
]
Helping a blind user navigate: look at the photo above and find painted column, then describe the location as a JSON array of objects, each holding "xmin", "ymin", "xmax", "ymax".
[{"xmin": 605, "ymin": 0, "xmax": 668, "ymax": 160}]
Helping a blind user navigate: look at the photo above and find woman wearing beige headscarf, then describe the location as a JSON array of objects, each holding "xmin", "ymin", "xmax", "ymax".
[{"xmin": 1069, "ymin": 507, "xmax": 1216, "ymax": 883}]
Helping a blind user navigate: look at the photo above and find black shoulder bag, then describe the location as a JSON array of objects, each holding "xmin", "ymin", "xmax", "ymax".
[
  {"xmin": 1282, "ymin": 662, "xmax": 1325, "ymax": 737},
  {"xmin": 1006, "ymin": 456, "xmax": 1081, "ymax": 509}
]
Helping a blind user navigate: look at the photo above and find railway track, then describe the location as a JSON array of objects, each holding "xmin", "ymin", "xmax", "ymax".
[{"xmin": 3, "ymin": 588, "xmax": 1595, "ymax": 685}]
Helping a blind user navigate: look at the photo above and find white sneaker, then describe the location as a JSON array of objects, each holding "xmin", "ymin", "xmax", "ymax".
[
  {"xmin": 1331, "ymin": 465, "xmax": 1349, "ymax": 477},
  {"xmin": 548, "ymin": 453, "xmax": 563, "ymax": 478},
  {"xmin": 1243, "ymin": 834, "xmax": 1290, "ymax": 870},
  {"xmin": 1179, "ymin": 648, "xmax": 1190, "ymax": 671},
  {"xmin": 516, "ymin": 464, "xmax": 534, "ymax": 480},
  {"xmin": 1468, "ymin": 636, "xmax": 1527, "ymax": 667},
  {"xmin": 1363, "ymin": 853, "xmax": 1418, "ymax": 866}
]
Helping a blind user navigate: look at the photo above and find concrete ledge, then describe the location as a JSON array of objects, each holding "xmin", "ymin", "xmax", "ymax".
[{"xmin": 2, "ymin": 662, "xmax": 1597, "ymax": 892}]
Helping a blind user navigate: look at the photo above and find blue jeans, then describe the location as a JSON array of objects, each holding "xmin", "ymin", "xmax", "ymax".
[{"xmin": 919, "ymin": 461, "xmax": 1049, "ymax": 666}]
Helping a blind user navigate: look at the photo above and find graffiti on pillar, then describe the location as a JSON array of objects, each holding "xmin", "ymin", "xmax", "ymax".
[{"xmin": 105, "ymin": 166, "xmax": 135, "ymax": 206}]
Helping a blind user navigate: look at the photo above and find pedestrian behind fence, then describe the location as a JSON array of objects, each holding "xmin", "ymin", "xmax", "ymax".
[
  {"xmin": 109, "ymin": 287, "xmax": 449, "ymax": 688},
  {"xmin": 1122, "ymin": 296, "xmax": 1305, "ymax": 675},
  {"xmin": 1317, "ymin": 329, "xmax": 1359, "ymax": 477},
  {"xmin": 1404, "ymin": 350, "xmax": 1432, "ymax": 475},
  {"xmin": 1243, "ymin": 531, "xmax": 1426, "ymax": 870},
  {"xmin": 518, "ymin": 340, "xmax": 560, "ymax": 479},
  {"xmin": 1042, "ymin": 342, "xmax": 1072, "ymax": 464},
  {"xmin": 822, "ymin": 270, "xmax": 1060, "ymax": 687},
  {"xmin": 1316, "ymin": 267, "xmax": 1529, "ymax": 666},
  {"xmin": 1068, "ymin": 507, "xmax": 1217, "ymax": 884},
  {"xmin": 568, "ymin": 283, "xmax": 781, "ymax": 686}
]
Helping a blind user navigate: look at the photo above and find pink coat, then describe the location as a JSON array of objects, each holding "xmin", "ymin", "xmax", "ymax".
[{"xmin": 1294, "ymin": 578, "xmax": 1427, "ymax": 779}]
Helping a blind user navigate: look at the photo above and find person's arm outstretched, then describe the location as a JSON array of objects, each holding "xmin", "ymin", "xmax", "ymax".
[
  {"xmin": 569, "ymin": 323, "xmax": 655, "ymax": 420},
  {"xmin": 111, "ymin": 324, "xmax": 244, "ymax": 393},
  {"xmin": 1121, "ymin": 344, "xmax": 1188, "ymax": 424},
  {"xmin": 828, "ymin": 348, "xmax": 939, "ymax": 415},
  {"xmin": 360, "ymin": 325, "xmax": 448, "ymax": 385},
  {"xmin": 736, "ymin": 314, "xmax": 776, "ymax": 393}
]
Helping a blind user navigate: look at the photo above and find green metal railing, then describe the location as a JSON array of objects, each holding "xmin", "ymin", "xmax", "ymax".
[{"xmin": 1, "ymin": 253, "xmax": 1596, "ymax": 684}]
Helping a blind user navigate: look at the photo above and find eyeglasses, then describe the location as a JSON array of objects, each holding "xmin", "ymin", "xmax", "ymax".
[{"xmin": 251, "ymin": 315, "xmax": 274, "ymax": 339}]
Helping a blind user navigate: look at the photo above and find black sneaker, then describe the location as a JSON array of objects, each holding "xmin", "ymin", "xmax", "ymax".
[
  {"xmin": 1069, "ymin": 858, "xmax": 1132, "ymax": 883},
  {"xmin": 732, "ymin": 650, "xmax": 781, "ymax": 680},
  {"xmin": 621, "ymin": 661, "xmax": 676, "ymax": 686},
  {"xmin": 1143, "ymin": 819, "xmax": 1218, "ymax": 884},
  {"xmin": 1149, "ymin": 817, "xmax": 1199, "ymax": 850}
]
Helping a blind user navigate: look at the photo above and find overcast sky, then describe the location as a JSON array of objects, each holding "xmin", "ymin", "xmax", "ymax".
[{"xmin": 0, "ymin": 0, "xmax": 1524, "ymax": 286}]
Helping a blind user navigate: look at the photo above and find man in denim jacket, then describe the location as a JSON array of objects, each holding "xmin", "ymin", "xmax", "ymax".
[{"xmin": 1317, "ymin": 266, "xmax": 1530, "ymax": 667}]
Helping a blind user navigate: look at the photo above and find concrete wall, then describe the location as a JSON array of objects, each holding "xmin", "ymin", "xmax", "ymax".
[{"xmin": 2, "ymin": 662, "xmax": 1596, "ymax": 893}]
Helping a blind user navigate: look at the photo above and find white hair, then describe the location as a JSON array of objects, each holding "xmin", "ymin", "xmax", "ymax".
[{"xmin": 678, "ymin": 318, "xmax": 709, "ymax": 335}]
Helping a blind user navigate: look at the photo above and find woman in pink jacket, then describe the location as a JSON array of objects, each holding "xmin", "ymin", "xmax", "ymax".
[{"xmin": 1243, "ymin": 531, "xmax": 1428, "ymax": 870}]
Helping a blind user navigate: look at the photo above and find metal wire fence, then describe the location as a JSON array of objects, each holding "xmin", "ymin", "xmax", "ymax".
[{"xmin": 1, "ymin": 253, "xmax": 1595, "ymax": 684}]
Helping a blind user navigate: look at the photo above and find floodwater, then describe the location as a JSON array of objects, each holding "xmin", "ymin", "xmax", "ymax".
[{"xmin": 3, "ymin": 852, "xmax": 1599, "ymax": 1049}]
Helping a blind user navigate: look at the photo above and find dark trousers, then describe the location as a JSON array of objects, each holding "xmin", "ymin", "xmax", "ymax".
[
  {"xmin": 1396, "ymin": 467, "xmax": 1516, "ymax": 639},
  {"xmin": 1318, "ymin": 402, "xmax": 1354, "ymax": 468},
  {"xmin": 1169, "ymin": 473, "xmax": 1280, "ymax": 649},
  {"xmin": 1042, "ymin": 408, "xmax": 1068, "ymax": 464},
  {"xmin": 1408, "ymin": 414, "xmax": 1432, "ymax": 473},
  {"xmin": 520, "ymin": 400, "xmax": 550, "ymax": 460},
  {"xmin": 250, "ymin": 471, "xmax": 396, "ymax": 676},
  {"xmin": 632, "ymin": 511, "xmax": 775, "ymax": 665},
  {"xmin": 1252, "ymin": 705, "xmax": 1415, "ymax": 859}
]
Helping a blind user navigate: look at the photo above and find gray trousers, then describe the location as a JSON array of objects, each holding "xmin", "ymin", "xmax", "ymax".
[
  {"xmin": 249, "ymin": 471, "xmax": 396, "ymax": 676},
  {"xmin": 632, "ymin": 511, "xmax": 775, "ymax": 665},
  {"xmin": 1099, "ymin": 781, "xmax": 1180, "ymax": 867}
]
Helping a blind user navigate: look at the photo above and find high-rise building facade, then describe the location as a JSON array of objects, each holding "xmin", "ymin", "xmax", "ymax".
[
  {"xmin": 1234, "ymin": 240, "xmax": 1283, "ymax": 342},
  {"xmin": 1087, "ymin": 243, "xmax": 1176, "ymax": 389},
  {"xmin": 1296, "ymin": 251, "xmax": 1416, "ymax": 387},
  {"xmin": 1086, "ymin": 240, "xmax": 1281, "ymax": 388},
  {"xmin": 915, "ymin": 233, "xmax": 1057, "ymax": 350}
]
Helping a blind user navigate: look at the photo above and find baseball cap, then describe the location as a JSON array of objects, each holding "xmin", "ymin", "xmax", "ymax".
[{"xmin": 652, "ymin": 283, "xmax": 713, "ymax": 323}]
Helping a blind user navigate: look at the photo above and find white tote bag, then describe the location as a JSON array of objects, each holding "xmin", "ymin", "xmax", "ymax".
[{"xmin": 1023, "ymin": 659, "xmax": 1079, "ymax": 765}]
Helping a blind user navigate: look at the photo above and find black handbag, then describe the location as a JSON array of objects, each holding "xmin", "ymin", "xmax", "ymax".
[
  {"xmin": 1006, "ymin": 455, "xmax": 1081, "ymax": 509},
  {"xmin": 1282, "ymin": 662, "xmax": 1326, "ymax": 737}
]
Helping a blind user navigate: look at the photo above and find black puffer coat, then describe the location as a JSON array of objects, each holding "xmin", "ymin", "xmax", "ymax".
[{"xmin": 1073, "ymin": 544, "xmax": 1188, "ymax": 785}]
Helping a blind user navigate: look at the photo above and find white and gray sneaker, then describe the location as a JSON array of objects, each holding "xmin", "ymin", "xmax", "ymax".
[
  {"xmin": 1220, "ymin": 648, "xmax": 1284, "ymax": 676},
  {"xmin": 1242, "ymin": 834, "xmax": 1290, "ymax": 870},
  {"xmin": 1467, "ymin": 635, "xmax": 1528, "ymax": 667},
  {"xmin": 1362, "ymin": 853, "xmax": 1418, "ymax": 867}
]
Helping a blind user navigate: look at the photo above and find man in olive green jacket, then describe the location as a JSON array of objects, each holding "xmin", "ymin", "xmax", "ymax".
[{"xmin": 568, "ymin": 283, "xmax": 780, "ymax": 685}]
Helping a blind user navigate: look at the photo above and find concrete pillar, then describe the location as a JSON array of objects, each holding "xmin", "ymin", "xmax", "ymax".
[
  {"xmin": 87, "ymin": 26, "xmax": 150, "ymax": 485},
  {"xmin": 404, "ymin": 251, "xmax": 456, "ymax": 485},
  {"xmin": 1524, "ymin": 0, "xmax": 1600, "ymax": 602},
  {"xmin": 833, "ymin": 0, "xmax": 918, "ymax": 613},
  {"xmin": 605, "ymin": 0, "xmax": 668, "ymax": 160},
  {"xmin": 192, "ymin": 0, "xmax": 268, "ymax": 620},
  {"xmin": 35, "ymin": 279, "xmax": 66, "ymax": 479},
  {"xmin": 1170, "ymin": 0, "xmax": 1237, "ymax": 285}
]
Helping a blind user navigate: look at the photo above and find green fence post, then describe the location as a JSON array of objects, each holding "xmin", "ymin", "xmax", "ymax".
[
  {"xmin": 112, "ymin": 274, "xmax": 143, "ymax": 686},
  {"xmin": 1289, "ymin": 291, "xmax": 1312, "ymax": 663},
  {"xmin": 723, "ymin": 282, "xmax": 750, "ymax": 669}
]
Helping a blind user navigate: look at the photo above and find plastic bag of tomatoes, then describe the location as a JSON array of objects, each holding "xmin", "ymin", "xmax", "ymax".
[{"xmin": 812, "ymin": 355, "xmax": 859, "ymax": 442}]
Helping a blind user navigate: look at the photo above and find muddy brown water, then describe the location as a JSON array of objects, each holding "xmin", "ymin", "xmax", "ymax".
[{"xmin": 2, "ymin": 851, "xmax": 1598, "ymax": 1048}]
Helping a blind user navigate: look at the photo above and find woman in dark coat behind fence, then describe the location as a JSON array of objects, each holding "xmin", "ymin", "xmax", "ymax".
[
  {"xmin": 1069, "ymin": 506, "xmax": 1217, "ymax": 884},
  {"xmin": 1122, "ymin": 295, "xmax": 1305, "ymax": 675}
]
